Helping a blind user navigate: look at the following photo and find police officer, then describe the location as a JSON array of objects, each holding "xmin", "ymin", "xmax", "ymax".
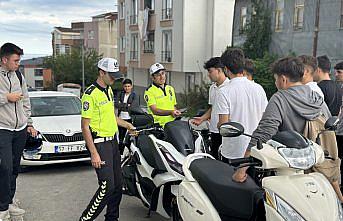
[
  {"xmin": 79, "ymin": 58, "xmax": 135, "ymax": 221},
  {"xmin": 144, "ymin": 63, "xmax": 181, "ymax": 127}
]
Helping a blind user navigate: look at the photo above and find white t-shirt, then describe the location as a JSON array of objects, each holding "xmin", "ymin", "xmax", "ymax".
[
  {"xmin": 306, "ymin": 82, "xmax": 325, "ymax": 99},
  {"xmin": 119, "ymin": 93, "xmax": 131, "ymax": 120},
  {"xmin": 208, "ymin": 78, "xmax": 230, "ymax": 133},
  {"xmin": 213, "ymin": 77, "xmax": 268, "ymax": 159}
]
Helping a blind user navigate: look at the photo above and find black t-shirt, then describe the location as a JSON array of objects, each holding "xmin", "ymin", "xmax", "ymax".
[{"xmin": 318, "ymin": 80, "xmax": 343, "ymax": 116}]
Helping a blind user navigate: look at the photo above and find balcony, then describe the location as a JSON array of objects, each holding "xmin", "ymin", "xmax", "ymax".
[
  {"xmin": 161, "ymin": 51, "xmax": 172, "ymax": 63},
  {"xmin": 130, "ymin": 15, "xmax": 138, "ymax": 25}
]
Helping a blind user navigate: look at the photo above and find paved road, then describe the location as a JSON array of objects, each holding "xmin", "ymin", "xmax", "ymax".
[{"xmin": 16, "ymin": 162, "xmax": 169, "ymax": 221}]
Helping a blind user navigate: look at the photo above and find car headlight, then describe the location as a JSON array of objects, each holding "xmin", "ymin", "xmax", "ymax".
[
  {"xmin": 278, "ymin": 146, "xmax": 315, "ymax": 170},
  {"xmin": 275, "ymin": 195, "xmax": 305, "ymax": 221},
  {"xmin": 337, "ymin": 198, "xmax": 343, "ymax": 221}
]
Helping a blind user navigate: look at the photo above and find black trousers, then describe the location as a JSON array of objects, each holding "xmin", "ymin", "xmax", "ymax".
[
  {"xmin": 0, "ymin": 129, "xmax": 27, "ymax": 211},
  {"xmin": 337, "ymin": 135, "xmax": 343, "ymax": 186},
  {"xmin": 118, "ymin": 119, "xmax": 132, "ymax": 155},
  {"xmin": 210, "ymin": 133, "xmax": 222, "ymax": 160},
  {"xmin": 80, "ymin": 138, "xmax": 122, "ymax": 221}
]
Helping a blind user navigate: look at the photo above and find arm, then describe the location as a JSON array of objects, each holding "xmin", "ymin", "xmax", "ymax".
[
  {"xmin": 21, "ymin": 76, "xmax": 33, "ymax": 126},
  {"xmin": 191, "ymin": 107, "xmax": 212, "ymax": 126},
  {"xmin": 214, "ymin": 90, "xmax": 231, "ymax": 128},
  {"xmin": 81, "ymin": 117, "xmax": 101, "ymax": 169}
]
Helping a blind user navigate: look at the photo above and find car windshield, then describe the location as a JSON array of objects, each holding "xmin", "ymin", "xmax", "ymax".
[{"xmin": 30, "ymin": 96, "xmax": 81, "ymax": 117}]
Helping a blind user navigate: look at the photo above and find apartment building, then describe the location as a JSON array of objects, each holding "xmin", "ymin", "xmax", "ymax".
[
  {"xmin": 118, "ymin": 0, "xmax": 235, "ymax": 101},
  {"xmin": 51, "ymin": 27, "xmax": 81, "ymax": 56}
]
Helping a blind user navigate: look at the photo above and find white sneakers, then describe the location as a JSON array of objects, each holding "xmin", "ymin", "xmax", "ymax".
[
  {"xmin": 8, "ymin": 204, "xmax": 25, "ymax": 217},
  {"xmin": 0, "ymin": 210, "xmax": 10, "ymax": 221}
]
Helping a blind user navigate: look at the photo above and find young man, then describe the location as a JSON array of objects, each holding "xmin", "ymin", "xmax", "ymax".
[
  {"xmin": 144, "ymin": 63, "xmax": 181, "ymax": 127},
  {"xmin": 243, "ymin": 58, "xmax": 255, "ymax": 81},
  {"xmin": 80, "ymin": 58, "xmax": 135, "ymax": 221},
  {"xmin": 232, "ymin": 57, "xmax": 343, "ymax": 202},
  {"xmin": 0, "ymin": 43, "xmax": 38, "ymax": 221},
  {"xmin": 191, "ymin": 57, "xmax": 230, "ymax": 159},
  {"xmin": 216, "ymin": 48, "xmax": 268, "ymax": 160},
  {"xmin": 314, "ymin": 55, "xmax": 342, "ymax": 116},
  {"xmin": 298, "ymin": 55, "xmax": 324, "ymax": 98}
]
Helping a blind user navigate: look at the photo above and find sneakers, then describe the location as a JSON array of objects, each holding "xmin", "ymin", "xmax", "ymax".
[
  {"xmin": 0, "ymin": 210, "xmax": 10, "ymax": 221},
  {"xmin": 8, "ymin": 204, "xmax": 25, "ymax": 216}
]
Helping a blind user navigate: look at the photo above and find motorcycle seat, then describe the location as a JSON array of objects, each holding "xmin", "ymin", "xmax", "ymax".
[{"xmin": 190, "ymin": 158, "xmax": 264, "ymax": 220}]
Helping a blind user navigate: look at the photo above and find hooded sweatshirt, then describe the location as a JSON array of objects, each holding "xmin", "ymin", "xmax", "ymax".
[{"xmin": 248, "ymin": 85, "xmax": 331, "ymax": 149}]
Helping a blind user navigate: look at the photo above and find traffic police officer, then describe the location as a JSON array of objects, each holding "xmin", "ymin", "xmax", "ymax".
[
  {"xmin": 144, "ymin": 63, "xmax": 181, "ymax": 127},
  {"xmin": 79, "ymin": 58, "xmax": 135, "ymax": 221}
]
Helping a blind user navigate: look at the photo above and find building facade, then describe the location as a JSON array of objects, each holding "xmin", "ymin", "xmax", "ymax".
[
  {"xmin": 118, "ymin": 0, "xmax": 235, "ymax": 103},
  {"xmin": 20, "ymin": 57, "xmax": 52, "ymax": 90}
]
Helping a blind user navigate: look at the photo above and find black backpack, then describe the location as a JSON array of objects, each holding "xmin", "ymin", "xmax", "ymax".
[{"xmin": 15, "ymin": 70, "xmax": 23, "ymax": 87}]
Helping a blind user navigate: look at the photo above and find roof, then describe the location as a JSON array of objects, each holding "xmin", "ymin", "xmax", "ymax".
[
  {"xmin": 54, "ymin": 27, "xmax": 79, "ymax": 33},
  {"xmin": 92, "ymin": 12, "xmax": 118, "ymax": 20},
  {"xmin": 20, "ymin": 57, "xmax": 46, "ymax": 66},
  {"xmin": 29, "ymin": 91, "xmax": 78, "ymax": 98}
]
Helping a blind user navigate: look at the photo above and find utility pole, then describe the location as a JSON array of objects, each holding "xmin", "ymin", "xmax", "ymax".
[
  {"xmin": 313, "ymin": 0, "xmax": 321, "ymax": 57},
  {"xmin": 81, "ymin": 40, "xmax": 85, "ymax": 92}
]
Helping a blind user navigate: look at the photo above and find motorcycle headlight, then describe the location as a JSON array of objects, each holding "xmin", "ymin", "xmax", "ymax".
[
  {"xmin": 278, "ymin": 146, "xmax": 315, "ymax": 170},
  {"xmin": 275, "ymin": 195, "xmax": 305, "ymax": 221}
]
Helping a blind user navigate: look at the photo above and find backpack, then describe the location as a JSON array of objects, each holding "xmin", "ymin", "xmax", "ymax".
[
  {"xmin": 15, "ymin": 70, "xmax": 23, "ymax": 87},
  {"xmin": 303, "ymin": 115, "xmax": 341, "ymax": 182}
]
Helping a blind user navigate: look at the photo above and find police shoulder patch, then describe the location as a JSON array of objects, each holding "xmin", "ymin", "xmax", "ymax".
[
  {"xmin": 144, "ymin": 94, "xmax": 149, "ymax": 102},
  {"xmin": 83, "ymin": 101, "xmax": 90, "ymax": 111},
  {"xmin": 85, "ymin": 85, "xmax": 96, "ymax": 95}
]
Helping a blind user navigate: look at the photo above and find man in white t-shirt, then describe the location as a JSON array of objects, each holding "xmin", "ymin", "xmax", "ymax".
[
  {"xmin": 191, "ymin": 57, "xmax": 229, "ymax": 159},
  {"xmin": 216, "ymin": 48, "xmax": 268, "ymax": 160},
  {"xmin": 299, "ymin": 55, "xmax": 325, "ymax": 99}
]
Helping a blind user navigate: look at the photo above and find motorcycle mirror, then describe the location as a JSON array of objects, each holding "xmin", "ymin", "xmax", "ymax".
[
  {"xmin": 324, "ymin": 116, "xmax": 339, "ymax": 131},
  {"xmin": 219, "ymin": 122, "xmax": 244, "ymax": 137}
]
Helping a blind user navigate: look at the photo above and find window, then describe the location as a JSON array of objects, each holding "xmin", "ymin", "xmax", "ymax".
[
  {"xmin": 88, "ymin": 30, "xmax": 94, "ymax": 40},
  {"xmin": 143, "ymin": 32, "xmax": 154, "ymax": 53},
  {"xmin": 294, "ymin": 0, "xmax": 305, "ymax": 30},
  {"xmin": 30, "ymin": 96, "xmax": 81, "ymax": 117},
  {"xmin": 34, "ymin": 69, "xmax": 43, "ymax": 77},
  {"xmin": 275, "ymin": 0, "xmax": 284, "ymax": 31},
  {"xmin": 144, "ymin": 0, "xmax": 154, "ymax": 11},
  {"xmin": 120, "ymin": 2, "xmax": 125, "ymax": 19},
  {"xmin": 341, "ymin": 0, "xmax": 343, "ymax": 28},
  {"xmin": 120, "ymin": 36, "xmax": 126, "ymax": 53},
  {"xmin": 65, "ymin": 45, "xmax": 71, "ymax": 54},
  {"xmin": 162, "ymin": 0, "xmax": 172, "ymax": 20},
  {"xmin": 55, "ymin": 44, "xmax": 61, "ymax": 55},
  {"xmin": 161, "ymin": 30, "xmax": 172, "ymax": 62},
  {"xmin": 130, "ymin": 0, "xmax": 138, "ymax": 25},
  {"xmin": 185, "ymin": 73, "xmax": 195, "ymax": 93},
  {"xmin": 130, "ymin": 33, "xmax": 138, "ymax": 60},
  {"xmin": 35, "ymin": 80, "xmax": 43, "ymax": 88},
  {"xmin": 239, "ymin": 7, "xmax": 247, "ymax": 34}
]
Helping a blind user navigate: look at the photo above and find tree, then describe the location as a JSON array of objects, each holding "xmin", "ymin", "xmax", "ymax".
[
  {"xmin": 242, "ymin": 0, "xmax": 272, "ymax": 60},
  {"xmin": 44, "ymin": 48, "xmax": 101, "ymax": 89}
]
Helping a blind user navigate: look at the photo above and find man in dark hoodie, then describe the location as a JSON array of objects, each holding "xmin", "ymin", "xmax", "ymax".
[{"xmin": 231, "ymin": 56, "xmax": 342, "ymax": 198}]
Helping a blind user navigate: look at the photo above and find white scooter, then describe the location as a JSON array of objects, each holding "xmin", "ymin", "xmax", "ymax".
[
  {"xmin": 121, "ymin": 107, "xmax": 208, "ymax": 219},
  {"xmin": 174, "ymin": 120, "xmax": 343, "ymax": 221}
]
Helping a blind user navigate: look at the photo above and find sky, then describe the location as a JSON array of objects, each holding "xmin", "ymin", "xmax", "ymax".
[{"xmin": 0, "ymin": 0, "xmax": 117, "ymax": 59}]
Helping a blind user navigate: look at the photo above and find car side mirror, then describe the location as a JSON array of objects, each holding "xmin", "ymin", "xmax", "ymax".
[
  {"xmin": 219, "ymin": 122, "xmax": 244, "ymax": 137},
  {"xmin": 324, "ymin": 116, "xmax": 339, "ymax": 131}
]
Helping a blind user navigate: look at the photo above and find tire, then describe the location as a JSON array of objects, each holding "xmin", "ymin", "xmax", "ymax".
[{"xmin": 171, "ymin": 198, "xmax": 183, "ymax": 221}]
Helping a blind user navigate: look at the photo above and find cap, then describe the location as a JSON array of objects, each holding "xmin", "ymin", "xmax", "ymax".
[
  {"xmin": 98, "ymin": 58, "xmax": 123, "ymax": 79},
  {"xmin": 149, "ymin": 63, "xmax": 166, "ymax": 75}
]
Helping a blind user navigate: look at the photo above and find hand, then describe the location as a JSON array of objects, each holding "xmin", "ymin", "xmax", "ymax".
[
  {"xmin": 27, "ymin": 126, "xmax": 38, "ymax": 137},
  {"xmin": 7, "ymin": 93, "xmax": 23, "ymax": 103},
  {"xmin": 91, "ymin": 151, "xmax": 102, "ymax": 169},
  {"xmin": 190, "ymin": 117, "xmax": 204, "ymax": 126},
  {"xmin": 232, "ymin": 168, "xmax": 248, "ymax": 183},
  {"xmin": 127, "ymin": 123, "xmax": 138, "ymax": 136},
  {"xmin": 172, "ymin": 110, "xmax": 181, "ymax": 118}
]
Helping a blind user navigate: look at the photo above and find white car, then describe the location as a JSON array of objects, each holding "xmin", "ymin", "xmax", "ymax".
[{"xmin": 21, "ymin": 91, "xmax": 90, "ymax": 166}]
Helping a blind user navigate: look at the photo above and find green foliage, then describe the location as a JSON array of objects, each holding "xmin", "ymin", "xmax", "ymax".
[
  {"xmin": 44, "ymin": 48, "xmax": 102, "ymax": 89},
  {"xmin": 178, "ymin": 81, "xmax": 211, "ymax": 117},
  {"xmin": 242, "ymin": 0, "xmax": 272, "ymax": 59},
  {"xmin": 254, "ymin": 52, "xmax": 278, "ymax": 99}
]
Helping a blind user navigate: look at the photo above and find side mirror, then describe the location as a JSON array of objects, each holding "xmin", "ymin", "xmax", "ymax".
[
  {"xmin": 129, "ymin": 106, "xmax": 146, "ymax": 115},
  {"xmin": 219, "ymin": 122, "xmax": 244, "ymax": 137},
  {"xmin": 324, "ymin": 116, "xmax": 339, "ymax": 131}
]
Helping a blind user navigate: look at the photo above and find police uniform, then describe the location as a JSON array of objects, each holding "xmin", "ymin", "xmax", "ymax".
[
  {"xmin": 79, "ymin": 82, "xmax": 122, "ymax": 221},
  {"xmin": 144, "ymin": 83, "xmax": 177, "ymax": 127}
]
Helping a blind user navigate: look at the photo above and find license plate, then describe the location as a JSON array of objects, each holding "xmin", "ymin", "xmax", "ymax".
[{"xmin": 54, "ymin": 144, "xmax": 86, "ymax": 153}]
